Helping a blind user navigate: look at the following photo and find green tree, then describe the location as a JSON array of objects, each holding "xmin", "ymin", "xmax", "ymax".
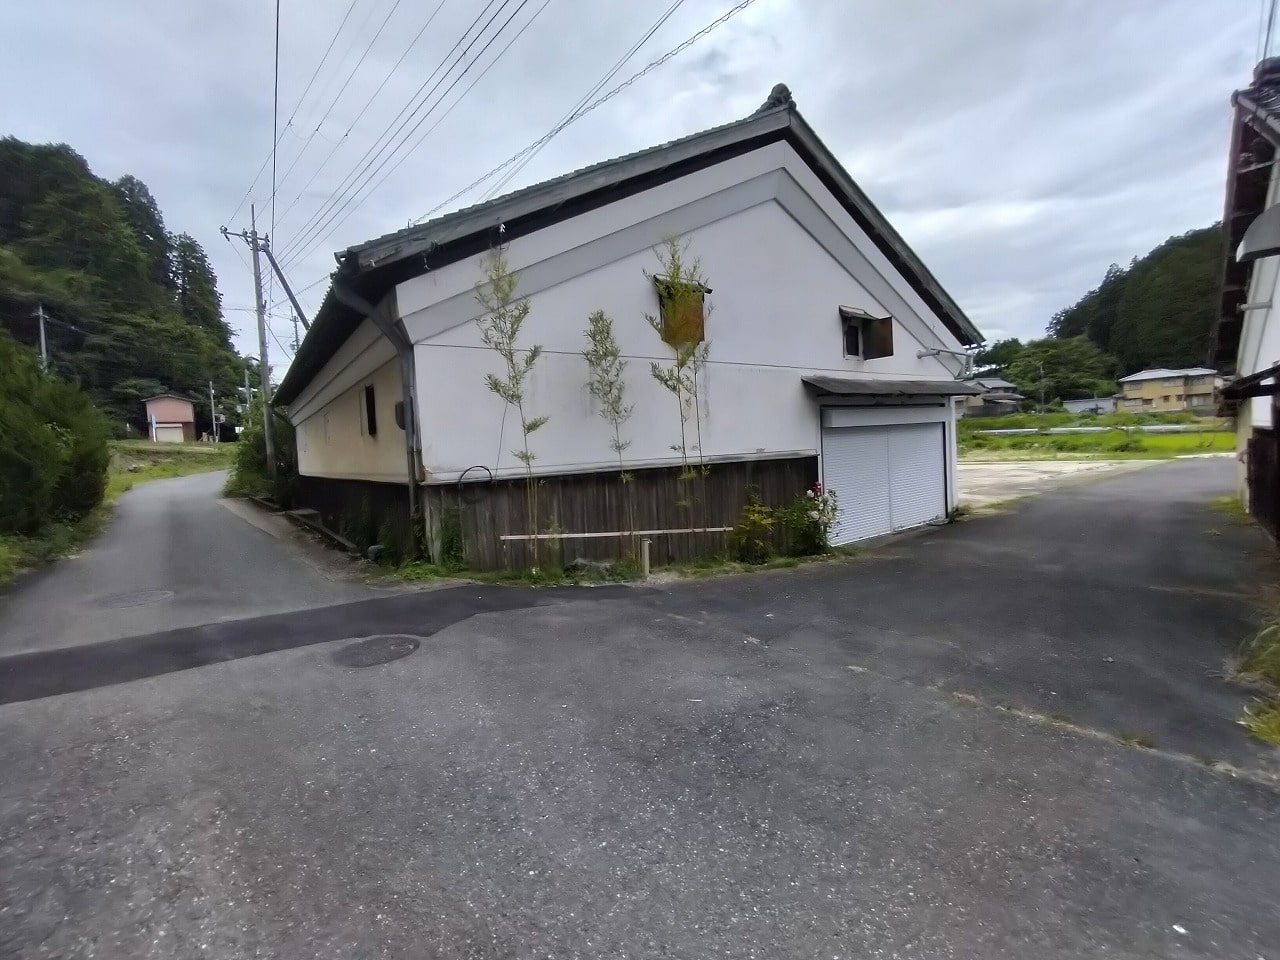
[
  {"xmin": 1006, "ymin": 336, "xmax": 1116, "ymax": 404},
  {"xmin": 1108, "ymin": 227, "xmax": 1222, "ymax": 373},
  {"xmin": 1046, "ymin": 225, "xmax": 1222, "ymax": 374},
  {"xmin": 173, "ymin": 233, "xmax": 228, "ymax": 338},
  {"xmin": 0, "ymin": 331, "xmax": 107, "ymax": 535},
  {"xmin": 972, "ymin": 337, "xmax": 1023, "ymax": 377},
  {"xmin": 0, "ymin": 137, "xmax": 245, "ymax": 435},
  {"xmin": 583, "ymin": 308, "xmax": 635, "ymax": 549},
  {"xmin": 475, "ymin": 246, "xmax": 548, "ymax": 565},
  {"xmin": 646, "ymin": 237, "xmax": 711, "ymax": 475},
  {"xmin": 113, "ymin": 175, "xmax": 173, "ymax": 292},
  {"xmin": 1048, "ymin": 261, "xmax": 1128, "ymax": 351}
]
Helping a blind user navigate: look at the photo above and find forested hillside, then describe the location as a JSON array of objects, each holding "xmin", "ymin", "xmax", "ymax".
[
  {"xmin": 973, "ymin": 225, "xmax": 1223, "ymax": 405},
  {"xmin": 1047, "ymin": 225, "xmax": 1222, "ymax": 373},
  {"xmin": 0, "ymin": 137, "xmax": 244, "ymax": 434}
]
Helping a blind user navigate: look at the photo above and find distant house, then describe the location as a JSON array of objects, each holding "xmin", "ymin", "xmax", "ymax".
[
  {"xmin": 958, "ymin": 377, "xmax": 1024, "ymax": 417},
  {"xmin": 1062, "ymin": 396, "xmax": 1117, "ymax": 415},
  {"xmin": 143, "ymin": 394, "xmax": 195, "ymax": 443},
  {"xmin": 1115, "ymin": 368, "xmax": 1221, "ymax": 414}
]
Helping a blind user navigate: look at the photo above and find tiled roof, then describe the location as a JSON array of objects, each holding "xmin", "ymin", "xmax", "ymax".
[
  {"xmin": 1117, "ymin": 367, "xmax": 1218, "ymax": 383},
  {"xmin": 1212, "ymin": 58, "xmax": 1280, "ymax": 368}
]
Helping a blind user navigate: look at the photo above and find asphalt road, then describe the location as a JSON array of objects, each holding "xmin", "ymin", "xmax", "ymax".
[
  {"xmin": 0, "ymin": 471, "xmax": 373, "ymax": 655},
  {"xmin": 1, "ymin": 458, "xmax": 1278, "ymax": 959}
]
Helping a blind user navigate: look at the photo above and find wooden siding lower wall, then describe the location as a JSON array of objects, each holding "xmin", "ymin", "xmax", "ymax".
[
  {"xmin": 1247, "ymin": 429, "xmax": 1280, "ymax": 543},
  {"xmin": 424, "ymin": 456, "xmax": 819, "ymax": 570},
  {"xmin": 294, "ymin": 476, "xmax": 416, "ymax": 558}
]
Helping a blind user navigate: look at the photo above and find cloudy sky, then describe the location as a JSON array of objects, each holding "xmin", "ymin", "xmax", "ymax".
[{"xmin": 0, "ymin": 0, "xmax": 1263, "ymax": 366}]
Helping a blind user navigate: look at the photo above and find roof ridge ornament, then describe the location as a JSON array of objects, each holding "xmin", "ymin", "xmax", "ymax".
[{"xmin": 753, "ymin": 83, "xmax": 794, "ymax": 115}]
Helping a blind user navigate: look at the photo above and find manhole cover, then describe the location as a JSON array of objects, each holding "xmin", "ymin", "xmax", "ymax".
[
  {"xmin": 98, "ymin": 589, "xmax": 175, "ymax": 609},
  {"xmin": 331, "ymin": 634, "xmax": 422, "ymax": 668}
]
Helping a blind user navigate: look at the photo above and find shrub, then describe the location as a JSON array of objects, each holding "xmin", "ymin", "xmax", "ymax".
[
  {"xmin": 225, "ymin": 396, "xmax": 298, "ymax": 505},
  {"xmin": 728, "ymin": 493, "xmax": 775, "ymax": 564},
  {"xmin": 0, "ymin": 332, "xmax": 108, "ymax": 535},
  {"xmin": 778, "ymin": 481, "xmax": 840, "ymax": 555}
]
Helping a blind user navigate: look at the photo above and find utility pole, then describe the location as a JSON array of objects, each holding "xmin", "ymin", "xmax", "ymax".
[
  {"xmin": 249, "ymin": 206, "xmax": 275, "ymax": 480},
  {"xmin": 291, "ymin": 311, "xmax": 300, "ymax": 353},
  {"xmin": 208, "ymin": 379, "xmax": 218, "ymax": 443},
  {"xmin": 221, "ymin": 209, "xmax": 276, "ymax": 481},
  {"xmin": 1038, "ymin": 361, "xmax": 1046, "ymax": 414},
  {"xmin": 34, "ymin": 303, "xmax": 48, "ymax": 371}
]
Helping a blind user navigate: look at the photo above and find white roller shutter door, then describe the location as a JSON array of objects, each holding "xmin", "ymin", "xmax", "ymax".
[
  {"xmin": 153, "ymin": 425, "xmax": 185, "ymax": 443},
  {"xmin": 823, "ymin": 427, "xmax": 892, "ymax": 545},
  {"xmin": 822, "ymin": 418, "xmax": 947, "ymax": 545},
  {"xmin": 887, "ymin": 422, "xmax": 947, "ymax": 531}
]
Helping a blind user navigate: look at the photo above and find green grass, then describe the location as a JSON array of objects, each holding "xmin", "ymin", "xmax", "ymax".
[
  {"xmin": 1235, "ymin": 622, "xmax": 1280, "ymax": 689},
  {"xmin": 1239, "ymin": 698, "xmax": 1280, "ymax": 746},
  {"xmin": 960, "ymin": 429, "xmax": 1234, "ymax": 460},
  {"xmin": 959, "ymin": 411, "xmax": 1216, "ymax": 432},
  {"xmin": 389, "ymin": 546, "xmax": 861, "ymax": 586},
  {"xmin": 654, "ymin": 546, "xmax": 859, "ymax": 579},
  {"xmin": 1209, "ymin": 495, "xmax": 1253, "ymax": 525},
  {"xmin": 0, "ymin": 510, "xmax": 108, "ymax": 587},
  {"xmin": 392, "ymin": 559, "xmax": 643, "ymax": 586},
  {"xmin": 107, "ymin": 440, "xmax": 237, "ymax": 500}
]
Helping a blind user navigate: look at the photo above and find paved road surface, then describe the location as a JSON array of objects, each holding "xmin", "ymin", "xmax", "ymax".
[
  {"xmin": 1, "ymin": 459, "xmax": 1278, "ymax": 959},
  {"xmin": 0, "ymin": 471, "xmax": 373, "ymax": 655}
]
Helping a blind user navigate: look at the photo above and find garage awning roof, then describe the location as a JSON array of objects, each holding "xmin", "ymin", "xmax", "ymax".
[{"xmin": 802, "ymin": 375, "xmax": 983, "ymax": 398}]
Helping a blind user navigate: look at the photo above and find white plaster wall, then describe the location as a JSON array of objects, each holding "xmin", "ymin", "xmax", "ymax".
[
  {"xmin": 1240, "ymin": 161, "xmax": 1280, "ymax": 428},
  {"xmin": 295, "ymin": 358, "xmax": 407, "ymax": 482},
  {"xmin": 410, "ymin": 197, "xmax": 961, "ymax": 482}
]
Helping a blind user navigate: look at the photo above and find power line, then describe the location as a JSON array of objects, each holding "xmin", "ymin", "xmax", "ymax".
[
  {"xmin": 271, "ymin": 0, "xmax": 282, "ymax": 243},
  {"xmin": 282, "ymin": 0, "xmax": 555, "ymax": 264},
  {"xmin": 413, "ymin": 0, "xmax": 758, "ymax": 226},
  {"xmin": 273, "ymin": 0, "xmax": 453, "ymax": 229},
  {"xmin": 225, "ymin": 0, "xmax": 363, "ymax": 225},
  {"xmin": 278, "ymin": 0, "xmax": 518, "ymax": 263},
  {"xmin": 269, "ymin": 0, "xmax": 410, "ymax": 216},
  {"xmin": 482, "ymin": 0, "xmax": 686, "ymax": 202}
]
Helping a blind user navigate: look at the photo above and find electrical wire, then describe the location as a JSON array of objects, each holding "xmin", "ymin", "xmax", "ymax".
[
  {"xmin": 272, "ymin": 0, "xmax": 451, "ymax": 229},
  {"xmin": 269, "ymin": 0, "xmax": 409, "ymax": 218},
  {"xmin": 413, "ymin": 0, "xmax": 758, "ymax": 226},
  {"xmin": 271, "ymin": 0, "xmax": 282, "ymax": 244},
  {"xmin": 279, "ymin": 0, "xmax": 519, "ymax": 264},
  {"xmin": 226, "ymin": 0, "xmax": 364, "ymax": 225},
  {"xmin": 481, "ymin": 0, "xmax": 686, "ymax": 202},
  {"xmin": 282, "ymin": 0, "xmax": 554, "ymax": 264}
]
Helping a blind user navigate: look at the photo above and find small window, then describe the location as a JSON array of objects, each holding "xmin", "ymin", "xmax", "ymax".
[
  {"xmin": 394, "ymin": 400, "xmax": 406, "ymax": 430},
  {"xmin": 363, "ymin": 384, "xmax": 377, "ymax": 436},
  {"xmin": 841, "ymin": 315, "xmax": 861, "ymax": 357},
  {"xmin": 1161, "ymin": 395, "xmax": 1170, "ymax": 403},
  {"xmin": 653, "ymin": 277, "xmax": 709, "ymax": 346},
  {"xmin": 838, "ymin": 306, "xmax": 894, "ymax": 360}
]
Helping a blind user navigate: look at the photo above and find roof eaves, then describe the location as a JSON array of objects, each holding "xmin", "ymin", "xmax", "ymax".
[
  {"xmin": 346, "ymin": 106, "xmax": 794, "ymax": 275},
  {"xmin": 785, "ymin": 112, "xmax": 983, "ymax": 347}
]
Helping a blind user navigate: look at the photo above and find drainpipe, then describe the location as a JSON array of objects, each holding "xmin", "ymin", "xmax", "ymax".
[{"xmin": 330, "ymin": 281, "xmax": 432, "ymax": 558}]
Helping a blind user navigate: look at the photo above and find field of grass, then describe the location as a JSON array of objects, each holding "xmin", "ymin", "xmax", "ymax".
[
  {"xmin": 959, "ymin": 410, "xmax": 1218, "ymax": 433},
  {"xmin": 107, "ymin": 440, "xmax": 237, "ymax": 499},
  {"xmin": 961, "ymin": 428, "xmax": 1234, "ymax": 460},
  {"xmin": 1, "ymin": 441, "xmax": 238, "ymax": 587}
]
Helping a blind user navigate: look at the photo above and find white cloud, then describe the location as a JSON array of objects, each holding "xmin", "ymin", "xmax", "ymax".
[{"xmin": 0, "ymin": 0, "xmax": 1261, "ymax": 363}]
